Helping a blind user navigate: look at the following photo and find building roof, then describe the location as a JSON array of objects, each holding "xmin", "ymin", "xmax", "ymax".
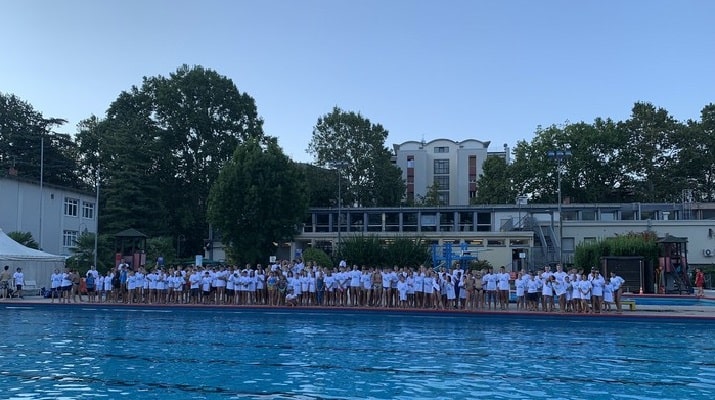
[{"xmin": 115, "ymin": 228, "xmax": 148, "ymax": 238}]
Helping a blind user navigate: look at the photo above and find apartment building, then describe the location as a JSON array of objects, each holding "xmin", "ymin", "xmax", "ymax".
[{"xmin": 392, "ymin": 139, "xmax": 508, "ymax": 206}]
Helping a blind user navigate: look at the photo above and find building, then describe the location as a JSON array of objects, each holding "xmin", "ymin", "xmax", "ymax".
[
  {"xmin": 0, "ymin": 176, "xmax": 98, "ymax": 257},
  {"xmin": 392, "ymin": 138, "xmax": 508, "ymax": 206},
  {"xmin": 288, "ymin": 202, "xmax": 715, "ymax": 271}
]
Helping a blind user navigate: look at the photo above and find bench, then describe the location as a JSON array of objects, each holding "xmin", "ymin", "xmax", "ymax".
[
  {"xmin": 621, "ymin": 300, "xmax": 636, "ymax": 311},
  {"xmin": 23, "ymin": 280, "xmax": 41, "ymax": 296}
]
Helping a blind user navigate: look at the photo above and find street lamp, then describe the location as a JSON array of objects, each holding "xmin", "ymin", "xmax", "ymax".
[
  {"xmin": 93, "ymin": 168, "xmax": 100, "ymax": 269},
  {"xmin": 547, "ymin": 149, "xmax": 572, "ymax": 265},
  {"xmin": 329, "ymin": 161, "xmax": 349, "ymax": 257}
]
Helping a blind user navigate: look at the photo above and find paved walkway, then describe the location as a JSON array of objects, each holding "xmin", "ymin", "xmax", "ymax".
[{"xmin": 3, "ymin": 296, "xmax": 715, "ymax": 320}]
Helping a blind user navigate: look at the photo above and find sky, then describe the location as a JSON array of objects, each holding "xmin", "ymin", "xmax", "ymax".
[{"xmin": 2, "ymin": 0, "xmax": 714, "ymax": 162}]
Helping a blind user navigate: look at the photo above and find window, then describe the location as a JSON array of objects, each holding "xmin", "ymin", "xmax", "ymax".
[
  {"xmin": 434, "ymin": 176, "xmax": 450, "ymax": 190},
  {"xmin": 407, "ymin": 155, "xmax": 415, "ymax": 168},
  {"xmin": 434, "ymin": 146, "xmax": 449, "ymax": 153},
  {"xmin": 434, "ymin": 159, "xmax": 449, "ymax": 174},
  {"xmin": 64, "ymin": 197, "xmax": 79, "ymax": 217},
  {"xmin": 562, "ymin": 237, "xmax": 575, "ymax": 252},
  {"xmin": 63, "ymin": 230, "xmax": 79, "ymax": 247},
  {"xmin": 82, "ymin": 202, "xmax": 95, "ymax": 219},
  {"xmin": 581, "ymin": 210, "xmax": 596, "ymax": 221}
]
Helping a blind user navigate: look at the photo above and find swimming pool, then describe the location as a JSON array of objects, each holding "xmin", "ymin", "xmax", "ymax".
[
  {"xmin": 623, "ymin": 295, "xmax": 715, "ymax": 307},
  {"xmin": 1, "ymin": 305, "xmax": 714, "ymax": 399}
]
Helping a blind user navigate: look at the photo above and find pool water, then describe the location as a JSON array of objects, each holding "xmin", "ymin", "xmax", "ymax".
[
  {"xmin": 623, "ymin": 296, "xmax": 715, "ymax": 307},
  {"xmin": 1, "ymin": 305, "xmax": 714, "ymax": 399}
]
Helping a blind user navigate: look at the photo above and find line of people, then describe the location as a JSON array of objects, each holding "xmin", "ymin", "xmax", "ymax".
[{"xmin": 45, "ymin": 260, "xmax": 625, "ymax": 312}]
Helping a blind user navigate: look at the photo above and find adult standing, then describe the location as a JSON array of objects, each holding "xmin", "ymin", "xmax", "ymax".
[
  {"xmin": 610, "ymin": 271, "xmax": 625, "ymax": 313},
  {"xmin": 1, "ymin": 265, "xmax": 12, "ymax": 299},
  {"xmin": 50, "ymin": 268, "xmax": 63, "ymax": 303}
]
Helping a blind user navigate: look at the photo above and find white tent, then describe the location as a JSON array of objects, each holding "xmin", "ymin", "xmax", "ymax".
[{"xmin": 0, "ymin": 228, "xmax": 65, "ymax": 290}]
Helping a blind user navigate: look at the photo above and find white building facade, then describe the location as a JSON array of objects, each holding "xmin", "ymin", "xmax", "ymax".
[
  {"xmin": 393, "ymin": 139, "xmax": 499, "ymax": 206},
  {"xmin": 0, "ymin": 177, "xmax": 98, "ymax": 257}
]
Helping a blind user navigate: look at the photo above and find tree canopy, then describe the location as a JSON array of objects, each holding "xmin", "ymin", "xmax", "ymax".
[
  {"xmin": 207, "ymin": 138, "xmax": 308, "ymax": 264},
  {"xmin": 0, "ymin": 92, "xmax": 81, "ymax": 188},
  {"xmin": 74, "ymin": 65, "xmax": 265, "ymax": 255},
  {"xmin": 308, "ymin": 107, "xmax": 405, "ymax": 207},
  {"xmin": 488, "ymin": 102, "xmax": 715, "ymax": 204}
]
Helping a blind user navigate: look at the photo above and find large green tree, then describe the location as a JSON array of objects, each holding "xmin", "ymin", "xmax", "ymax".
[
  {"xmin": 75, "ymin": 65, "xmax": 264, "ymax": 255},
  {"xmin": 207, "ymin": 138, "xmax": 308, "ymax": 264},
  {"xmin": 672, "ymin": 104, "xmax": 715, "ymax": 202},
  {"xmin": 473, "ymin": 156, "xmax": 516, "ymax": 204},
  {"xmin": 620, "ymin": 102, "xmax": 681, "ymax": 202},
  {"xmin": 307, "ymin": 107, "xmax": 405, "ymax": 207}
]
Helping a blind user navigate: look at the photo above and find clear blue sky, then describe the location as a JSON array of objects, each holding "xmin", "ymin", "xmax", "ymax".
[{"xmin": 2, "ymin": 0, "xmax": 714, "ymax": 162}]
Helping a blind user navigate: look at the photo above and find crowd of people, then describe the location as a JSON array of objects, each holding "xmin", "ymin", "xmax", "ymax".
[{"xmin": 44, "ymin": 260, "xmax": 628, "ymax": 313}]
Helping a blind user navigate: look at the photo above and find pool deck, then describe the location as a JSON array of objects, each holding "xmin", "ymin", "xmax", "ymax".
[{"xmin": 3, "ymin": 294, "xmax": 715, "ymax": 321}]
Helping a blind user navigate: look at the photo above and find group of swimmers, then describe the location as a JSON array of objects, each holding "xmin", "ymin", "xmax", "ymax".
[{"xmin": 45, "ymin": 260, "xmax": 626, "ymax": 313}]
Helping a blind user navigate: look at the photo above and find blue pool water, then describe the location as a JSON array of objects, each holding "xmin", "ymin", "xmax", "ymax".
[
  {"xmin": 1, "ymin": 305, "xmax": 714, "ymax": 399},
  {"xmin": 623, "ymin": 296, "xmax": 715, "ymax": 307}
]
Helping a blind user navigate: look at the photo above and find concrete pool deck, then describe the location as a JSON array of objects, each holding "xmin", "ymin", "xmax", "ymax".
[{"xmin": 3, "ymin": 295, "xmax": 715, "ymax": 321}]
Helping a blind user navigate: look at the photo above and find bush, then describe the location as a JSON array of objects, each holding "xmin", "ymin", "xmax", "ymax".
[
  {"xmin": 339, "ymin": 235, "xmax": 429, "ymax": 268},
  {"xmin": 302, "ymin": 247, "xmax": 333, "ymax": 269},
  {"xmin": 574, "ymin": 231, "xmax": 659, "ymax": 269}
]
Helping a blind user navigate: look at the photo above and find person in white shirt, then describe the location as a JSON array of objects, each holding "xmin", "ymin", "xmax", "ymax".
[
  {"xmin": 590, "ymin": 269, "xmax": 605, "ymax": 313},
  {"xmin": 603, "ymin": 278, "xmax": 615, "ymax": 311},
  {"xmin": 497, "ymin": 267, "xmax": 511, "ymax": 310},
  {"xmin": 12, "ymin": 268, "xmax": 25, "ymax": 299},
  {"xmin": 60, "ymin": 269, "xmax": 73, "ymax": 304},
  {"xmin": 526, "ymin": 274, "xmax": 541, "ymax": 311},
  {"xmin": 610, "ymin": 271, "xmax": 625, "ymax": 313},
  {"xmin": 483, "ymin": 268, "xmax": 498, "ymax": 310},
  {"xmin": 397, "ymin": 275, "xmax": 409, "ymax": 308},
  {"xmin": 579, "ymin": 273, "xmax": 592, "ymax": 313},
  {"xmin": 349, "ymin": 265, "xmax": 361, "ymax": 306},
  {"xmin": 514, "ymin": 272, "xmax": 526, "ymax": 310},
  {"xmin": 50, "ymin": 269, "xmax": 63, "ymax": 303},
  {"xmin": 360, "ymin": 268, "xmax": 372, "ymax": 307}
]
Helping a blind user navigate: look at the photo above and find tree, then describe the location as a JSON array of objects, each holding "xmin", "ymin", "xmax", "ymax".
[
  {"xmin": 563, "ymin": 119, "xmax": 634, "ymax": 203},
  {"xmin": 672, "ymin": 104, "xmax": 715, "ymax": 202},
  {"xmin": 7, "ymin": 231, "xmax": 39, "ymax": 249},
  {"xmin": 68, "ymin": 232, "xmax": 96, "ymax": 272},
  {"xmin": 297, "ymin": 163, "xmax": 339, "ymax": 207},
  {"xmin": 0, "ymin": 92, "xmax": 81, "ymax": 188},
  {"xmin": 302, "ymin": 247, "xmax": 333, "ymax": 269},
  {"xmin": 415, "ymin": 184, "xmax": 442, "ymax": 206},
  {"xmin": 307, "ymin": 107, "xmax": 405, "ymax": 207},
  {"xmin": 620, "ymin": 102, "xmax": 681, "ymax": 202},
  {"xmin": 146, "ymin": 65, "xmax": 264, "ymax": 253},
  {"xmin": 207, "ymin": 138, "xmax": 308, "ymax": 264},
  {"xmin": 75, "ymin": 65, "xmax": 264, "ymax": 251},
  {"xmin": 509, "ymin": 125, "xmax": 567, "ymax": 203},
  {"xmin": 473, "ymin": 156, "xmax": 515, "ymax": 204}
]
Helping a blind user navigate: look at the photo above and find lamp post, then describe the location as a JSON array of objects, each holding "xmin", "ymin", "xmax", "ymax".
[
  {"xmin": 547, "ymin": 149, "xmax": 572, "ymax": 265},
  {"xmin": 329, "ymin": 161, "xmax": 349, "ymax": 258},
  {"xmin": 93, "ymin": 168, "xmax": 100, "ymax": 269}
]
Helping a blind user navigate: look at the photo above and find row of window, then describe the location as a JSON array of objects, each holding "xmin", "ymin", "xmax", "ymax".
[{"xmin": 64, "ymin": 197, "xmax": 95, "ymax": 219}]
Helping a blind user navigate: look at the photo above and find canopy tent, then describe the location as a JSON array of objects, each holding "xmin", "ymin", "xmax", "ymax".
[{"xmin": 0, "ymin": 228, "xmax": 65, "ymax": 289}]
